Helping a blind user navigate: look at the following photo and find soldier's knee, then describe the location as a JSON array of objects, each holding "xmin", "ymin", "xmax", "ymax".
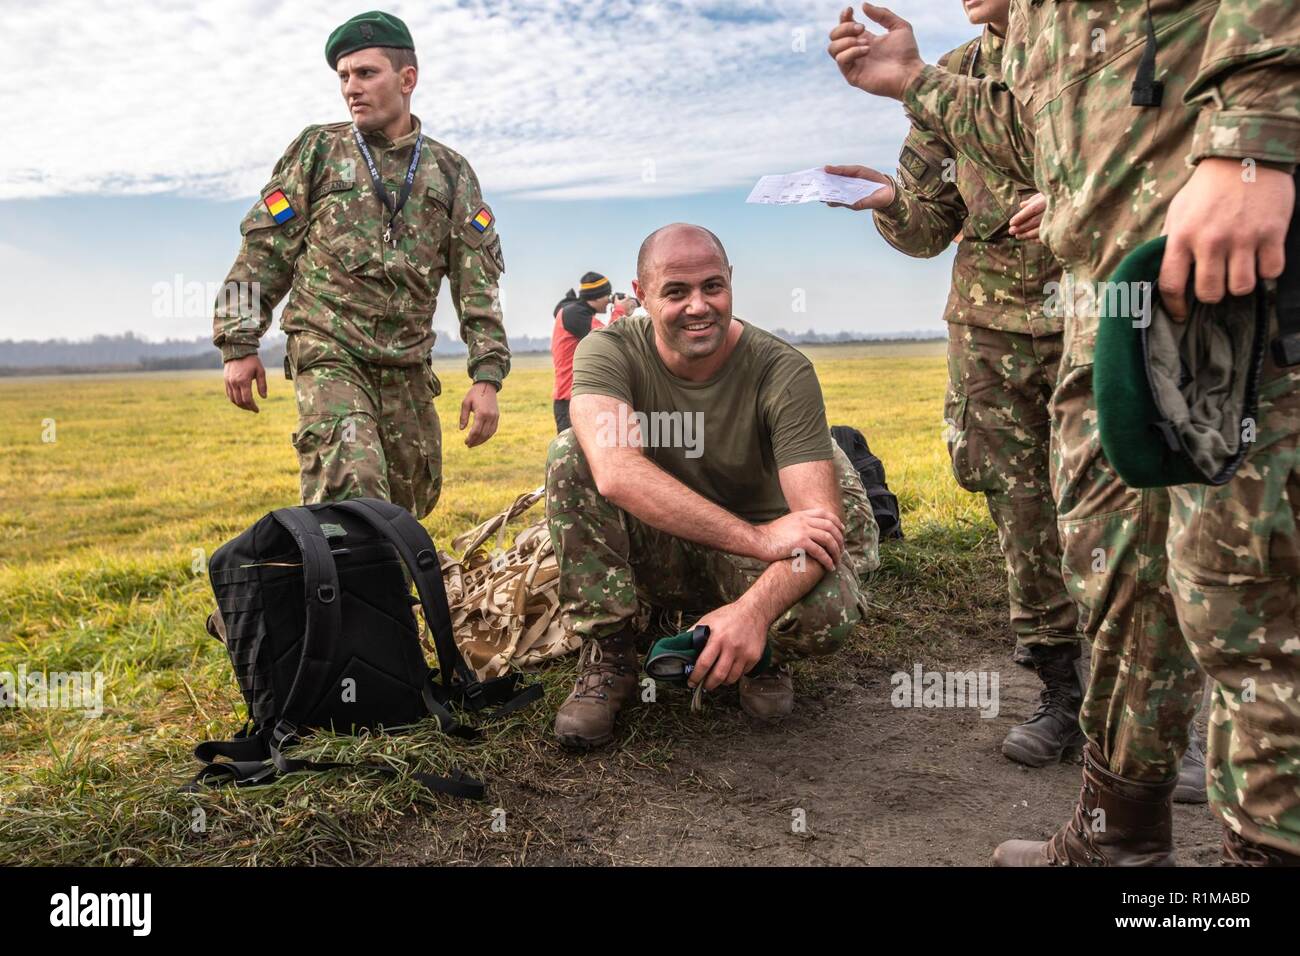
[
  {"xmin": 771, "ymin": 588, "xmax": 865, "ymax": 661},
  {"xmin": 294, "ymin": 413, "xmax": 385, "ymax": 503}
]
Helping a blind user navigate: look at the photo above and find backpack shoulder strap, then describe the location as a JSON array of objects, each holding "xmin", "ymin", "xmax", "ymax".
[
  {"xmin": 332, "ymin": 498, "xmax": 542, "ymax": 718},
  {"xmin": 270, "ymin": 506, "xmax": 343, "ymax": 726},
  {"xmin": 331, "ymin": 498, "xmax": 472, "ymax": 684}
]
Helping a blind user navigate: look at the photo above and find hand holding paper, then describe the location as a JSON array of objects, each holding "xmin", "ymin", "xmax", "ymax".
[{"xmin": 746, "ymin": 165, "xmax": 889, "ymax": 207}]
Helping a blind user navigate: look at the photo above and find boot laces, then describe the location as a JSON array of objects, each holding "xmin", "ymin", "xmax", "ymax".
[
  {"xmin": 1027, "ymin": 660, "xmax": 1080, "ymax": 724},
  {"xmin": 1025, "ymin": 683, "xmax": 1076, "ymax": 724},
  {"xmin": 572, "ymin": 639, "xmax": 633, "ymax": 700}
]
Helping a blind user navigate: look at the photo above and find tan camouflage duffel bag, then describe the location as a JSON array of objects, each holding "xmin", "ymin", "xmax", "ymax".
[{"xmin": 436, "ymin": 488, "xmax": 581, "ymax": 681}]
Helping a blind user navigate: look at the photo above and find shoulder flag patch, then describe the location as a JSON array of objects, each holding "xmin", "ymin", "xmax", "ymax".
[
  {"xmin": 471, "ymin": 207, "xmax": 493, "ymax": 233},
  {"xmin": 263, "ymin": 190, "xmax": 296, "ymax": 225}
]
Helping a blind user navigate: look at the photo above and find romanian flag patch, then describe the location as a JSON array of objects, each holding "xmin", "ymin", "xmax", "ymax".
[
  {"xmin": 471, "ymin": 207, "xmax": 493, "ymax": 233},
  {"xmin": 263, "ymin": 190, "xmax": 296, "ymax": 225}
]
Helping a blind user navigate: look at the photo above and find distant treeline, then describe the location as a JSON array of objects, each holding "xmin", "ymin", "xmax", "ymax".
[{"xmin": 0, "ymin": 326, "xmax": 943, "ymax": 376}]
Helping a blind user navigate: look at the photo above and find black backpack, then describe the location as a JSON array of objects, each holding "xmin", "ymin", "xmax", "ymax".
[
  {"xmin": 831, "ymin": 425, "xmax": 904, "ymax": 541},
  {"xmin": 188, "ymin": 497, "xmax": 541, "ymax": 799}
]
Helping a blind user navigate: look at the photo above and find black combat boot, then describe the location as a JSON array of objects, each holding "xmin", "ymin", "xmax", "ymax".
[{"xmin": 1001, "ymin": 642, "xmax": 1084, "ymax": 768}]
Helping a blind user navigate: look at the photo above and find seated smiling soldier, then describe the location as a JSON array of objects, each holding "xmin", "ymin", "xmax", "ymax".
[{"xmin": 546, "ymin": 223, "xmax": 880, "ymax": 749}]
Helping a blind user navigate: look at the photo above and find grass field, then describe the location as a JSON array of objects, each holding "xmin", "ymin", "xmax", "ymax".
[{"xmin": 0, "ymin": 340, "xmax": 1008, "ymax": 866}]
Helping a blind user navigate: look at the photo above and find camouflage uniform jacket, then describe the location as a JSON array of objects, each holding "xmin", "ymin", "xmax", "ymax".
[
  {"xmin": 900, "ymin": 0, "xmax": 1299, "ymax": 364},
  {"xmin": 875, "ymin": 27, "xmax": 1062, "ymax": 336},
  {"xmin": 212, "ymin": 115, "xmax": 511, "ymax": 385}
]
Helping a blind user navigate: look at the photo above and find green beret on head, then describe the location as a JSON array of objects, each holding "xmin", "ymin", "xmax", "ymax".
[
  {"xmin": 325, "ymin": 11, "xmax": 414, "ymax": 69},
  {"xmin": 1094, "ymin": 235, "xmax": 1269, "ymax": 489}
]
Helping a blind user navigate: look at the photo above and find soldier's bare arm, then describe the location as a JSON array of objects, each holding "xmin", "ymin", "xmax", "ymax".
[
  {"xmin": 690, "ymin": 458, "xmax": 843, "ymax": 691},
  {"xmin": 570, "ymin": 392, "xmax": 844, "ymax": 566}
]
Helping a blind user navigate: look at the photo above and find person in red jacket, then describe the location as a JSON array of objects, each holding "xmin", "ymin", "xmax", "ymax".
[{"xmin": 551, "ymin": 272, "xmax": 612, "ymax": 432}]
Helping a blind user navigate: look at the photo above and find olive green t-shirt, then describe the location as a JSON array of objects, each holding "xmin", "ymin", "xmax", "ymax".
[{"xmin": 571, "ymin": 316, "xmax": 833, "ymax": 522}]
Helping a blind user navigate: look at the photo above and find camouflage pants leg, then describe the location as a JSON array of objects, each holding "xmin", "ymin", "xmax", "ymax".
[
  {"xmin": 831, "ymin": 441, "xmax": 882, "ymax": 587},
  {"xmin": 944, "ymin": 324, "xmax": 1079, "ymax": 649},
  {"xmin": 545, "ymin": 430, "xmax": 874, "ymax": 657},
  {"xmin": 1051, "ymin": 354, "xmax": 1201, "ymax": 782},
  {"xmin": 287, "ymin": 332, "xmax": 443, "ymax": 518},
  {"xmin": 1167, "ymin": 367, "xmax": 1300, "ymax": 855}
]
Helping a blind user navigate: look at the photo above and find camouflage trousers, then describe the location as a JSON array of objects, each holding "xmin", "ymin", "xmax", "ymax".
[
  {"xmin": 1053, "ymin": 320, "xmax": 1300, "ymax": 854},
  {"xmin": 545, "ymin": 430, "xmax": 880, "ymax": 662},
  {"xmin": 943, "ymin": 324, "xmax": 1079, "ymax": 650},
  {"xmin": 286, "ymin": 331, "xmax": 443, "ymax": 519},
  {"xmin": 1167, "ymin": 365, "xmax": 1300, "ymax": 854}
]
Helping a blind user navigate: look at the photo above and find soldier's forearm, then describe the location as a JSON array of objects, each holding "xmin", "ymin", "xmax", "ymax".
[
  {"xmin": 601, "ymin": 453, "xmax": 761, "ymax": 559},
  {"xmin": 738, "ymin": 558, "xmax": 826, "ymax": 628}
]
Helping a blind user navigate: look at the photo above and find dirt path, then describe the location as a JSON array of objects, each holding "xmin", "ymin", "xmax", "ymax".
[{"xmin": 386, "ymin": 647, "xmax": 1222, "ymax": 866}]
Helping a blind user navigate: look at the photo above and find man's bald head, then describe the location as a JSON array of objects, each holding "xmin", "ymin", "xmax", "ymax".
[
  {"xmin": 636, "ymin": 223, "xmax": 730, "ymax": 285},
  {"xmin": 630, "ymin": 223, "xmax": 735, "ymax": 365}
]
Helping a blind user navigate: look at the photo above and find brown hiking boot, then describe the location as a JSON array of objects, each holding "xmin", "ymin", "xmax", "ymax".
[
  {"xmin": 739, "ymin": 665, "xmax": 794, "ymax": 721},
  {"xmin": 1221, "ymin": 826, "xmax": 1300, "ymax": 866},
  {"xmin": 1001, "ymin": 642, "xmax": 1084, "ymax": 768},
  {"xmin": 993, "ymin": 742, "xmax": 1177, "ymax": 867},
  {"xmin": 554, "ymin": 631, "xmax": 640, "ymax": 750}
]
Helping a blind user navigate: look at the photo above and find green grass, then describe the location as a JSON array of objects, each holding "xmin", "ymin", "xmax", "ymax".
[{"xmin": 0, "ymin": 340, "xmax": 1007, "ymax": 866}]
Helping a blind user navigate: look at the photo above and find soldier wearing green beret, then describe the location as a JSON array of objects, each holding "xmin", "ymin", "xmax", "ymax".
[{"xmin": 212, "ymin": 10, "xmax": 510, "ymax": 519}]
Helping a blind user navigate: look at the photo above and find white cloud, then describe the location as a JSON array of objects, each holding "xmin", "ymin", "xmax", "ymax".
[{"xmin": 4, "ymin": 0, "xmax": 970, "ymax": 201}]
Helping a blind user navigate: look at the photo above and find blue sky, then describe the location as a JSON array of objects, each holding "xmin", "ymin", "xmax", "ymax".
[{"xmin": 0, "ymin": 0, "xmax": 978, "ymax": 344}]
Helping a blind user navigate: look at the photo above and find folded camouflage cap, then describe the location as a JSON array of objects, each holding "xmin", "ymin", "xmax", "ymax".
[
  {"xmin": 325, "ymin": 11, "xmax": 415, "ymax": 69},
  {"xmin": 1094, "ymin": 235, "xmax": 1268, "ymax": 488}
]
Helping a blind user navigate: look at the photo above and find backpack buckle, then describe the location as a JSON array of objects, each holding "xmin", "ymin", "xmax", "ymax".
[
  {"xmin": 317, "ymin": 584, "xmax": 336, "ymax": 604},
  {"xmin": 461, "ymin": 680, "xmax": 487, "ymax": 710},
  {"xmin": 271, "ymin": 720, "xmax": 300, "ymax": 750}
]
